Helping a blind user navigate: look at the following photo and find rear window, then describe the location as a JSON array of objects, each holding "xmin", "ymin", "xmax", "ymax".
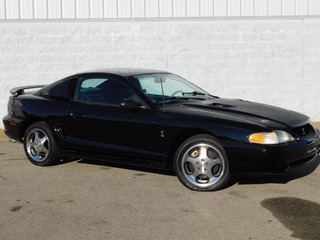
[{"xmin": 42, "ymin": 78, "xmax": 74, "ymax": 99}]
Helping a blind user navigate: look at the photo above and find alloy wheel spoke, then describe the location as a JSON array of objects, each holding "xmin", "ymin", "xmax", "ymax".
[
  {"xmin": 39, "ymin": 136, "xmax": 47, "ymax": 145},
  {"xmin": 199, "ymin": 146, "xmax": 208, "ymax": 160},
  {"xmin": 40, "ymin": 145, "xmax": 49, "ymax": 154},
  {"xmin": 186, "ymin": 156, "xmax": 200, "ymax": 166},
  {"xmin": 35, "ymin": 131, "xmax": 41, "ymax": 142},
  {"xmin": 191, "ymin": 168, "xmax": 204, "ymax": 178},
  {"xmin": 210, "ymin": 157, "xmax": 221, "ymax": 166},
  {"xmin": 33, "ymin": 147, "xmax": 40, "ymax": 157},
  {"xmin": 205, "ymin": 165, "xmax": 215, "ymax": 179}
]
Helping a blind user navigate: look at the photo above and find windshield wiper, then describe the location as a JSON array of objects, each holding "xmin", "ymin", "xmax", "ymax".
[
  {"xmin": 157, "ymin": 91, "xmax": 214, "ymax": 103},
  {"xmin": 182, "ymin": 91, "xmax": 206, "ymax": 96},
  {"xmin": 162, "ymin": 96, "xmax": 206, "ymax": 103},
  {"xmin": 184, "ymin": 91, "xmax": 220, "ymax": 98},
  {"xmin": 164, "ymin": 96, "xmax": 191, "ymax": 101}
]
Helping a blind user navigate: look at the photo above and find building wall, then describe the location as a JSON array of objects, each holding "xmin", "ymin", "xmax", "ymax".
[{"xmin": 1, "ymin": 18, "xmax": 320, "ymax": 128}]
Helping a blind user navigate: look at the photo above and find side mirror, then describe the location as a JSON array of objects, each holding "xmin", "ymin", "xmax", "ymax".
[{"xmin": 120, "ymin": 99, "xmax": 145, "ymax": 112}]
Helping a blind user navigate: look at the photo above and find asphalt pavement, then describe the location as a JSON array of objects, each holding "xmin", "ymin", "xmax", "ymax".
[{"xmin": 0, "ymin": 142, "xmax": 320, "ymax": 240}]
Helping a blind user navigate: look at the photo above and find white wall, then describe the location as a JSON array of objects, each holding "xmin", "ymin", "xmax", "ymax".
[{"xmin": 1, "ymin": 18, "xmax": 320, "ymax": 128}]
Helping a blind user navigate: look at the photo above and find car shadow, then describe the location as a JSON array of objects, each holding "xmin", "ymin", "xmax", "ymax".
[
  {"xmin": 56, "ymin": 155, "xmax": 319, "ymax": 189},
  {"xmin": 56, "ymin": 157, "xmax": 80, "ymax": 165},
  {"xmin": 233, "ymin": 155, "xmax": 320, "ymax": 185}
]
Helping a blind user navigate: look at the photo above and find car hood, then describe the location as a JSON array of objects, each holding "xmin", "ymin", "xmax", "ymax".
[{"xmin": 181, "ymin": 98, "xmax": 309, "ymax": 129}]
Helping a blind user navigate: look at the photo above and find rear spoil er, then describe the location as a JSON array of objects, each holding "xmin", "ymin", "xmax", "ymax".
[{"xmin": 10, "ymin": 85, "xmax": 46, "ymax": 96}]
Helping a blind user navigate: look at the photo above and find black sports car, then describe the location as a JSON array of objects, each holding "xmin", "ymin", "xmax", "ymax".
[{"xmin": 3, "ymin": 68, "xmax": 320, "ymax": 191}]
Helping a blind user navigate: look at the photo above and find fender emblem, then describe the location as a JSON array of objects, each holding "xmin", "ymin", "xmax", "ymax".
[{"xmin": 161, "ymin": 130, "xmax": 165, "ymax": 138}]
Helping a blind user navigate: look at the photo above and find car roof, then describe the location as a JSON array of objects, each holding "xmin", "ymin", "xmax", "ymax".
[{"xmin": 76, "ymin": 68, "xmax": 171, "ymax": 77}]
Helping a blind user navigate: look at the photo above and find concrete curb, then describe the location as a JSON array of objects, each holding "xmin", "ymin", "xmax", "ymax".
[{"xmin": 1, "ymin": 122, "xmax": 319, "ymax": 143}]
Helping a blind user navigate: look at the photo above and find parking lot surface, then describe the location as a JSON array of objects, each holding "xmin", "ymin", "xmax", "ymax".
[{"xmin": 1, "ymin": 142, "xmax": 320, "ymax": 240}]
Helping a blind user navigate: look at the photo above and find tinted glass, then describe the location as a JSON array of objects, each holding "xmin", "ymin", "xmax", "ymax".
[
  {"xmin": 131, "ymin": 74, "xmax": 208, "ymax": 103},
  {"xmin": 42, "ymin": 78, "xmax": 73, "ymax": 99},
  {"xmin": 75, "ymin": 77, "xmax": 136, "ymax": 106}
]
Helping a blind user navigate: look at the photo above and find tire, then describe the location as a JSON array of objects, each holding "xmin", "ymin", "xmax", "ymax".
[
  {"xmin": 23, "ymin": 122, "xmax": 58, "ymax": 166},
  {"xmin": 174, "ymin": 134, "xmax": 230, "ymax": 191}
]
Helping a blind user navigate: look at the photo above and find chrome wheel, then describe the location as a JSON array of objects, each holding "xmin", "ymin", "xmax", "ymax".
[
  {"xmin": 26, "ymin": 128, "xmax": 50, "ymax": 162},
  {"xmin": 181, "ymin": 143, "xmax": 225, "ymax": 188}
]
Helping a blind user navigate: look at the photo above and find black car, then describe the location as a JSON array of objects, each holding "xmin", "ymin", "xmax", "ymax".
[{"xmin": 3, "ymin": 68, "xmax": 320, "ymax": 191}]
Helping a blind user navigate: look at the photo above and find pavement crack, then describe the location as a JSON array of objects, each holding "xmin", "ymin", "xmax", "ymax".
[{"xmin": 10, "ymin": 206, "xmax": 22, "ymax": 212}]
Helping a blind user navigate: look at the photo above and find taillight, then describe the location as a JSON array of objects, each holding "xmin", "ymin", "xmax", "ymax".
[{"xmin": 7, "ymin": 101, "xmax": 12, "ymax": 114}]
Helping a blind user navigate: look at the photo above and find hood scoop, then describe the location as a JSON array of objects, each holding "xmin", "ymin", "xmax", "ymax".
[
  {"xmin": 211, "ymin": 103, "xmax": 234, "ymax": 108},
  {"xmin": 182, "ymin": 98, "xmax": 310, "ymax": 128}
]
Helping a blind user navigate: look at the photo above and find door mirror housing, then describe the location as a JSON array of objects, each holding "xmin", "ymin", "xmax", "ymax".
[{"xmin": 120, "ymin": 99, "xmax": 145, "ymax": 111}]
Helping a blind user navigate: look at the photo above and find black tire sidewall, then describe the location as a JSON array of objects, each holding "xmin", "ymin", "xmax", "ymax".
[
  {"xmin": 174, "ymin": 134, "xmax": 230, "ymax": 191},
  {"xmin": 23, "ymin": 122, "xmax": 57, "ymax": 166}
]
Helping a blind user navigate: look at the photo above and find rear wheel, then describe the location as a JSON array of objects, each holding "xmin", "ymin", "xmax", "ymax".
[
  {"xmin": 23, "ymin": 122, "xmax": 57, "ymax": 166},
  {"xmin": 174, "ymin": 134, "xmax": 230, "ymax": 191}
]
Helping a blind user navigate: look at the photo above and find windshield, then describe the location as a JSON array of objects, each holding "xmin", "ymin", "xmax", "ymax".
[{"xmin": 130, "ymin": 73, "xmax": 210, "ymax": 104}]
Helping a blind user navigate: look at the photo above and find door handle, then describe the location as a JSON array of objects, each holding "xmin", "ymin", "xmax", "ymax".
[{"xmin": 70, "ymin": 112, "xmax": 85, "ymax": 118}]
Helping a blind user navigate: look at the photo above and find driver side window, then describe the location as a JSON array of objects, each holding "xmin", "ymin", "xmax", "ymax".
[{"xmin": 75, "ymin": 77, "xmax": 136, "ymax": 106}]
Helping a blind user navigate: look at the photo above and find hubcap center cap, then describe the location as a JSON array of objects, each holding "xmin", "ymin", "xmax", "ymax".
[{"xmin": 34, "ymin": 140, "xmax": 41, "ymax": 149}]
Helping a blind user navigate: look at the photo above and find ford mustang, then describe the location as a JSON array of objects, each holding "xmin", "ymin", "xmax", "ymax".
[{"xmin": 3, "ymin": 68, "xmax": 320, "ymax": 191}]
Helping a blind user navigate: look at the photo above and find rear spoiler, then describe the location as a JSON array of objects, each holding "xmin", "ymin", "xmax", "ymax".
[{"xmin": 10, "ymin": 85, "xmax": 46, "ymax": 96}]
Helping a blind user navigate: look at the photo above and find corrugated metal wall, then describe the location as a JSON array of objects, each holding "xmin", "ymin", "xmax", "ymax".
[{"xmin": 0, "ymin": 0, "xmax": 319, "ymax": 20}]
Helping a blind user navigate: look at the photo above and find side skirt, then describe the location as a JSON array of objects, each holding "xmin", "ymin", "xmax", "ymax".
[{"xmin": 57, "ymin": 150, "xmax": 167, "ymax": 169}]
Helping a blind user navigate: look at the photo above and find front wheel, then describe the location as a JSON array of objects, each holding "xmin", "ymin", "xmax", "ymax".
[
  {"xmin": 174, "ymin": 134, "xmax": 230, "ymax": 191},
  {"xmin": 23, "ymin": 122, "xmax": 57, "ymax": 166}
]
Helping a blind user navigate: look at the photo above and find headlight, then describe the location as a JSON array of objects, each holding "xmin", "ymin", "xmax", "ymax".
[{"xmin": 249, "ymin": 130, "xmax": 295, "ymax": 144}]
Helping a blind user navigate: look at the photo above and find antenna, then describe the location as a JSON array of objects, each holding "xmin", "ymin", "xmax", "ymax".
[{"xmin": 160, "ymin": 77, "xmax": 166, "ymax": 112}]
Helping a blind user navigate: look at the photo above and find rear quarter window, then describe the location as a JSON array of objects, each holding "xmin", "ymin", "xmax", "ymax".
[{"xmin": 42, "ymin": 78, "xmax": 74, "ymax": 99}]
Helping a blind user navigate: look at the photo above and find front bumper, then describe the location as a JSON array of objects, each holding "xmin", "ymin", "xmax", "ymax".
[{"xmin": 226, "ymin": 129, "xmax": 320, "ymax": 174}]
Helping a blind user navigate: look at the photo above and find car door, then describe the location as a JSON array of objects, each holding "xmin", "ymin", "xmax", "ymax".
[{"xmin": 65, "ymin": 74, "xmax": 156, "ymax": 162}]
